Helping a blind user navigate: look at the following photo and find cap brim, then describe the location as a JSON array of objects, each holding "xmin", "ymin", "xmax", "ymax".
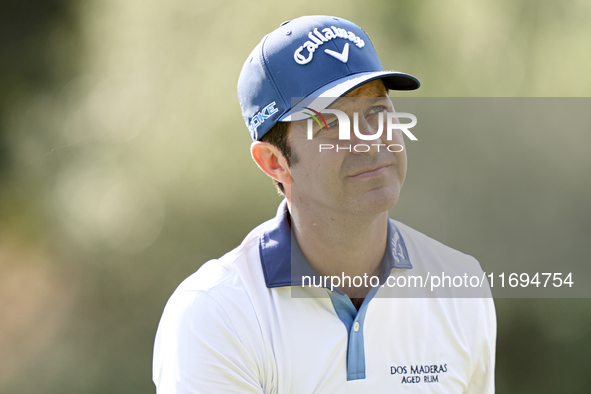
[{"xmin": 279, "ymin": 71, "xmax": 420, "ymax": 122}]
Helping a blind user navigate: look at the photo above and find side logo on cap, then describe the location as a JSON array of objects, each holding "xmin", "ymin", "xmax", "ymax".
[
  {"xmin": 294, "ymin": 26, "xmax": 364, "ymax": 65},
  {"xmin": 249, "ymin": 101, "xmax": 278, "ymax": 135}
]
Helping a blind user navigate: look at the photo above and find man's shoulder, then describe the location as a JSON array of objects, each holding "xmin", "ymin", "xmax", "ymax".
[
  {"xmin": 175, "ymin": 221, "xmax": 266, "ymax": 296},
  {"xmin": 156, "ymin": 221, "xmax": 271, "ymax": 341},
  {"xmin": 153, "ymin": 223, "xmax": 275, "ymax": 391},
  {"xmin": 391, "ymin": 219, "xmax": 495, "ymax": 312},
  {"xmin": 392, "ymin": 219, "xmax": 483, "ymax": 272}
]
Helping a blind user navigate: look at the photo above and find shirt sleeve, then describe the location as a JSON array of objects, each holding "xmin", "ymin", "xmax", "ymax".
[
  {"xmin": 465, "ymin": 296, "xmax": 497, "ymax": 394},
  {"xmin": 153, "ymin": 289, "xmax": 265, "ymax": 394}
]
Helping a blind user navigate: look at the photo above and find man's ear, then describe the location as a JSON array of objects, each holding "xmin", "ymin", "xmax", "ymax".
[{"xmin": 250, "ymin": 141, "xmax": 292, "ymax": 187}]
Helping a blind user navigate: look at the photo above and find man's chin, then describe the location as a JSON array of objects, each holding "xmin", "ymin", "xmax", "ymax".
[{"xmin": 348, "ymin": 185, "xmax": 401, "ymax": 215}]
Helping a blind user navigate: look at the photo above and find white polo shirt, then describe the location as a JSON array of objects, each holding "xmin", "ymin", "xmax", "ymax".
[{"xmin": 153, "ymin": 200, "xmax": 496, "ymax": 393}]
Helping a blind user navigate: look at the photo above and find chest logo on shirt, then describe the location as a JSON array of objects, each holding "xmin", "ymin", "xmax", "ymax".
[{"xmin": 390, "ymin": 363, "xmax": 448, "ymax": 384}]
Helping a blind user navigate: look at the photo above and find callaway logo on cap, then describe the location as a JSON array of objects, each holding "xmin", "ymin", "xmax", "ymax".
[{"xmin": 237, "ymin": 15, "xmax": 420, "ymax": 141}]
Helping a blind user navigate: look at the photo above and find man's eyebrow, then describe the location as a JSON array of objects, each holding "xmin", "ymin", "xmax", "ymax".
[
  {"xmin": 367, "ymin": 95, "xmax": 391, "ymax": 104},
  {"xmin": 371, "ymin": 93, "xmax": 390, "ymax": 101}
]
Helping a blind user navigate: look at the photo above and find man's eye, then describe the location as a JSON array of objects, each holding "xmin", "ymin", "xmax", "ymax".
[
  {"xmin": 368, "ymin": 105, "xmax": 386, "ymax": 115},
  {"xmin": 326, "ymin": 119, "xmax": 339, "ymax": 129}
]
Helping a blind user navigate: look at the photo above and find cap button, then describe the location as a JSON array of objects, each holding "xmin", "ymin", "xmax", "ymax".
[{"xmin": 280, "ymin": 20, "xmax": 290, "ymax": 27}]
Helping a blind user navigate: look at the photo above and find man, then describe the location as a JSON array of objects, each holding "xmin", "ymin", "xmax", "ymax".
[{"xmin": 153, "ymin": 15, "xmax": 496, "ymax": 393}]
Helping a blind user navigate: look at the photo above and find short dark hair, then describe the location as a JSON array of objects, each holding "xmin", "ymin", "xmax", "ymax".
[{"xmin": 259, "ymin": 121, "xmax": 297, "ymax": 195}]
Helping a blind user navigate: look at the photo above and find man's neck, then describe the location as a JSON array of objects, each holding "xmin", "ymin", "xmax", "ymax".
[{"xmin": 288, "ymin": 201, "xmax": 389, "ymax": 300}]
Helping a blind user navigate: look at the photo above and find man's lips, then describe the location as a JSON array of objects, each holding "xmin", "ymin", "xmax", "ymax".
[{"xmin": 348, "ymin": 163, "xmax": 392, "ymax": 178}]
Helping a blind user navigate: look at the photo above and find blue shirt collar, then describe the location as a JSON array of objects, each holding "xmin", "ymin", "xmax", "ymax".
[{"xmin": 259, "ymin": 200, "xmax": 412, "ymax": 288}]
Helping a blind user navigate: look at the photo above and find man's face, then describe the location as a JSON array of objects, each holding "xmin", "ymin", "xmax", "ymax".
[{"xmin": 288, "ymin": 79, "xmax": 408, "ymax": 216}]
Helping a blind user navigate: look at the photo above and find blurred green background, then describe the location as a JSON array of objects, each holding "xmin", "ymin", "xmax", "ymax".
[{"xmin": 1, "ymin": 0, "xmax": 590, "ymax": 392}]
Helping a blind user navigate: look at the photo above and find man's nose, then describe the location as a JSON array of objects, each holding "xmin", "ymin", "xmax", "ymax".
[{"xmin": 349, "ymin": 112, "xmax": 385, "ymax": 154}]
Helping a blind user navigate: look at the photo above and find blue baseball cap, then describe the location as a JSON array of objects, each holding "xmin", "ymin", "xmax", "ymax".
[{"xmin": 237, "ymin": 15, "xmax": 420, "ymax": 141}]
